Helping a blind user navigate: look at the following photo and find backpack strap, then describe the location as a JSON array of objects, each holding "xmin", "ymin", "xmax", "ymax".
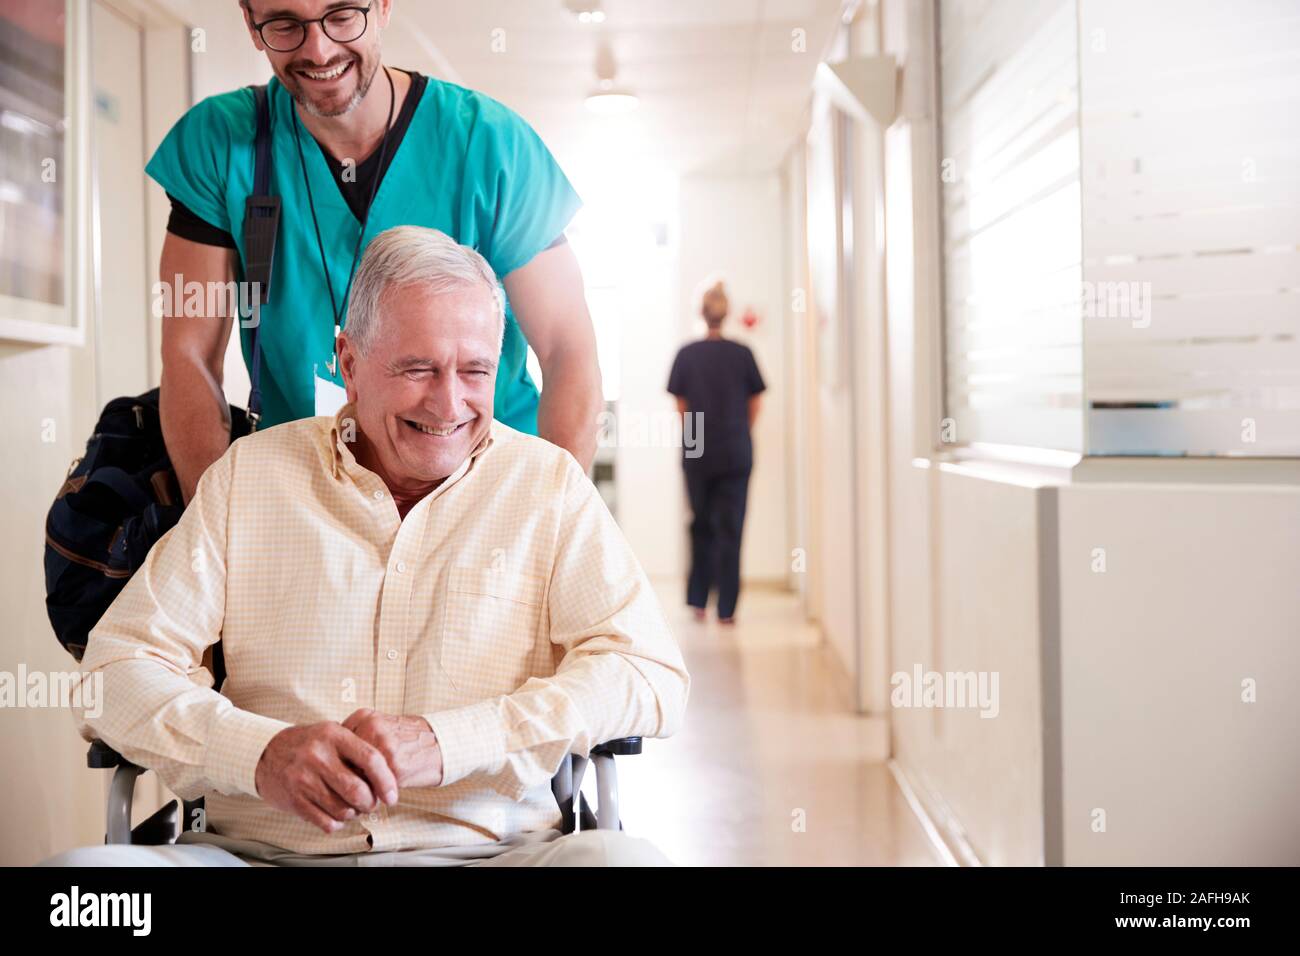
[
  {"xmin": 83, "ymin": 468, "xmax": 152, "ymax": 512},
  {"xmin": 243, "ymin": 84, "xmax": 279, "ymax": 431}
]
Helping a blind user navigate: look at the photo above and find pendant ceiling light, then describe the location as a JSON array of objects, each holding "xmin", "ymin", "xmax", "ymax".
[
  {"xmin": 584, "ymin": 39, "xmax": 638, "ymax": 114},
  {"xmin": 563, "ymin": 0, "xmax": 606, "ymax": 24}
]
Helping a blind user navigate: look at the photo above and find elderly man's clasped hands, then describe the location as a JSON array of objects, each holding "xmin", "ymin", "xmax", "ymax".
[{"xmin": 253, "ymin": 710, "xmax": 444, "ymax": 833}]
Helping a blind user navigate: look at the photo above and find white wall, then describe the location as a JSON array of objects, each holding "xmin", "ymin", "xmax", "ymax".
[
  {"xmin": 780, "ymin": 150, "xmax": 810, "ymax": 605},
  {"xmin": 0, "ymin": 0, "xmax": 193, "ymax": 865},
  {"xmin": 793, "ymin": 11, "xmax": 909, "ymax": 721},
  {"xmin": 0, "ymin": 342, "xmax": 102, "ymax": 865},
  {"xmin": 770, "ymin": 0, "xmax": 1060, "ymax": 866},
  {"xmin": 610, "ymin": 226, "xmax": 682, "ymax": 579},
  {"xmin": 1057, "ymin": 481, "xmax": 1300, "ymax": 865},
  {"xmin": 893, "ymin": 463, "xmax": 1052, "ymax": 866},
  {"xmin": 878, "ymin": 43, "xmax": 1057, "ymax": 855},
  {"xmin": 869, "ymin": 0, "xmax": 1300, "ymax": 867},
  {"xmin": 878, "ymin": 26, "xmax": 1053, "ymax": 856},
  {"xmin": 801, "ymin": 97, "xmax": 859, "ymax": 695}
]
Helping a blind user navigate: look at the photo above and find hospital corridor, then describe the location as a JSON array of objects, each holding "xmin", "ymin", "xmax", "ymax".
[
  {"xmin": 632, "ymin": 581, "xmax": 938, "ymax": 867},
  {"xmin": 0, "ymin": 0, "xmax": 1297, "ymax": 917}
]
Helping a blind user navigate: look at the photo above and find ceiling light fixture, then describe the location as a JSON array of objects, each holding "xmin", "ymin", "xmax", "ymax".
[
  {"xmin": 564, "ymin": 1, "xmax": 606, "ymax": 24},
  {"xmin": 585, "ymin": 41, "xmax": 639, "ymax": 114}
]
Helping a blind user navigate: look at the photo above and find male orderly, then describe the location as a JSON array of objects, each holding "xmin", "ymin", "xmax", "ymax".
[{"xmin": 151, "ymin": 0, "xmax": 600, "ymax": 500}]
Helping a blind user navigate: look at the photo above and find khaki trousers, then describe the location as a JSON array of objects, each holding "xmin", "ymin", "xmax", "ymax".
[{"xmin": 40, "ymin": 827, "xmax": 674, "ymax": 867}]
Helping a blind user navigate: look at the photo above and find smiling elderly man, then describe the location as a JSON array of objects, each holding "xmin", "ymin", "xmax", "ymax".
[{"xmin": 44, "ymin": 226, "xmax": 689, "ymax": 868}]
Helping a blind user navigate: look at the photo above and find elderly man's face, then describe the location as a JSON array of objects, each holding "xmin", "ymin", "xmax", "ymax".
[{"xmin": 338, "ymin": 281, "xmax": 499, "ymax": 491}]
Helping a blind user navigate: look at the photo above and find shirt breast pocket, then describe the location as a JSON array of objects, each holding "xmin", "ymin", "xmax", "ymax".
[{"xmin": 441, "ymin": 566, "xmax": 548, "ymax": 700}]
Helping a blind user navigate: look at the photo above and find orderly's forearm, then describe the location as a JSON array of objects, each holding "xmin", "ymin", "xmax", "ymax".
[
  {"xmin": 537, "ymin": 351, "xmax": 602, "ymax": 470},
  {"xmin": 161, "ymin": 358, "xmax": 232, "ymax": 504},
  {"xmin": 158, "ymin": 234, "xmax": 238, "ymax": 502}
]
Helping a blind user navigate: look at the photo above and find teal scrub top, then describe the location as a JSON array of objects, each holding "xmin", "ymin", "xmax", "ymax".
[{"xmin": 145, "ymin": 74, "xmax": 582, "ymax": 432}]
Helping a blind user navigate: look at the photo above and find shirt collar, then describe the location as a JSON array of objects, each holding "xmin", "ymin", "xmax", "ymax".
[{"xmin": 326, "ymin": 403, "xmax": 496, "ymax": 483}]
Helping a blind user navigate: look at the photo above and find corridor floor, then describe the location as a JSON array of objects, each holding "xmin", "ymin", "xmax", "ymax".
[{"xmin": 605, "ymin": 580, "xmax": 943, "ymax": 866}]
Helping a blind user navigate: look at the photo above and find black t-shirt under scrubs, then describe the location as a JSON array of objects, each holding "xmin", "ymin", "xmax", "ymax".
[{"xmin": 667, "ymin": 338, "xmax": 766, "ymax": 475}]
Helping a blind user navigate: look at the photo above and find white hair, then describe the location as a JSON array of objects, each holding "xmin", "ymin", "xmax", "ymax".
[{"xmin": 345, "ymin": 225, "xmax": 505, "ymax": 355}]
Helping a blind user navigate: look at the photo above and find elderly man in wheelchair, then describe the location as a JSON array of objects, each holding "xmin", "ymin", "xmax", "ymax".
[{"xmin": 42, "ymin": 225, "xmax": 689, "ymax": 867}]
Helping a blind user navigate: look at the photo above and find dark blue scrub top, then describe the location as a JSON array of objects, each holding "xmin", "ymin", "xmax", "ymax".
[{"xmin": 667, "ymin": 338, "xmax": 766, "ymax": 475}]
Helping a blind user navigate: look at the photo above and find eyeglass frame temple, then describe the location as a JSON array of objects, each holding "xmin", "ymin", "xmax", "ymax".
[{"xmin": 250, "ymin": 3, "xmax": 374, "ymax": 52}]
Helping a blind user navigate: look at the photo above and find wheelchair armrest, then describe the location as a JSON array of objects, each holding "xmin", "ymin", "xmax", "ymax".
[
  {"xmin": 87, "ymin": 739, "xmax": 133, "ymax": 769},
  {"xmin": 591, "ymin": 736, "xmax": 642, "ymax": 757},
  {"xmin": 87, "ymin": 739, "xmax": 154, "ymax": 844},
  {"xmin": 552, "ymin": 738, "xmax": 643, "ymax": 834}
]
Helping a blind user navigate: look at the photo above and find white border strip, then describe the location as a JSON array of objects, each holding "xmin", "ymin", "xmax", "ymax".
[{"xmin": 887, "ymin": 759, "xmax": 960, "ymax": 867}]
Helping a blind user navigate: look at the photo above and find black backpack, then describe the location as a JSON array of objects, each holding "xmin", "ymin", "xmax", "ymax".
[
  {"xmin": 44, "ymin": 84, "xmax": 280, "ymax": 673},
  {"xmin": 44, "ymin": 391, "xmax": 251, "ymax": 662}
]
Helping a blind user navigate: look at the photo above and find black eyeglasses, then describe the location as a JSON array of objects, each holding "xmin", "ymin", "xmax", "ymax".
[{"xmin": 251, "ymin": 4, "xmax": 373, "ymax": 53}]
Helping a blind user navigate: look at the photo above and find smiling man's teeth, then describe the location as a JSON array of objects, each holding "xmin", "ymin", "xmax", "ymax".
[
  {"xmin": 303, "ymin": 62, "xmax": 349, "ymax": 80},
  {"xmin": 411, "ymin": 421, "xmax": 459, "ymax": 437}
]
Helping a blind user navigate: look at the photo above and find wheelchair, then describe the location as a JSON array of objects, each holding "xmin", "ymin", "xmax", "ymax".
[{"xmin": 87, "ymin": 735, "xmax": 643, "ymax": 846}]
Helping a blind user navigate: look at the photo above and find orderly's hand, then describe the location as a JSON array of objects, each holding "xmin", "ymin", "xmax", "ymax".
[
  {"xmin": 342, "ymin": 708, "xmax": 445, "ymax": 789},
  {"xmin": 254, "ymin": 722, "xmax": 399, "ymax": 834}
]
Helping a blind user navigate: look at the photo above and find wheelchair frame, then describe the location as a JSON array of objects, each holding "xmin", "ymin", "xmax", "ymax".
[{"xmin": 87, "ymin": 736, "xmax": 642, "ymax": 845}]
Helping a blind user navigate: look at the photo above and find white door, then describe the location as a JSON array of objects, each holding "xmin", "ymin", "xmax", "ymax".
[{"xmin": 90, "ymin": 0, "xmax": 150, "ymax": 405}]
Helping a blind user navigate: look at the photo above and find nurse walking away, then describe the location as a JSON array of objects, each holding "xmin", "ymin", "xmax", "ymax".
[
  {"xmin": 151, "ymin": 0, "xmax": 601, "ymax": 501},
  {"xmin": 667, "ymin": 281, "xmax": 766, "ymax": 626}
]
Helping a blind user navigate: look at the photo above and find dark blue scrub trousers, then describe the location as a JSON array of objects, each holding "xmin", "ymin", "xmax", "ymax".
[{"xmin": 684, "ymin": 466, "xmax": 751, "ymax": 620}]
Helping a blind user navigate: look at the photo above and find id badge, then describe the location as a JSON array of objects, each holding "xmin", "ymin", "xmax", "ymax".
[{"xmin": 314, "ymin": 366, "xmax": 348, "ymax": 417}]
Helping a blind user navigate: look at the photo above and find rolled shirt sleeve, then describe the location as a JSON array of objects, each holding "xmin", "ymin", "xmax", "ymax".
[
  {"xmin": 73, "ymin": 444, "xmax": 291, "ymax": 800},
  {"xmin": 424, "ymin": 456, "xmax": 690, "ymax": 799}
]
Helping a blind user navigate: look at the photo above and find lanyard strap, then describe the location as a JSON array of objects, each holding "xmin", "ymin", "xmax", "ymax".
[
  {"xmin": 292, "ymin": 66, "xmax": 397, "ymax": 375},
  {"xmin": 243, "ymin": 83, "xmax": 279, "ymax": 431}
]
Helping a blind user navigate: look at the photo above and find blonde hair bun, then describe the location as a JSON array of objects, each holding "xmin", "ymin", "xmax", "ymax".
[{"xmin": 700, "ymin": 279, "xmax": 729, "ymax": 326}]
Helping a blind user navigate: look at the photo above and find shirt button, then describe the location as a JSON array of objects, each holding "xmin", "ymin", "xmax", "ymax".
[
  {"xmin": 396, "ymin": 561, "xmax": 407, "ymax": 573},
  {"xmin": 373, "ymin": 490, "xmax": 384, "ymax": 500},
  {"xmin": 386, "ymin": 649, "xmax": 398, "ymax": 661},
  {"xmin": 368, "ymin": 813, "xmax": 379, "ymax": 823}
]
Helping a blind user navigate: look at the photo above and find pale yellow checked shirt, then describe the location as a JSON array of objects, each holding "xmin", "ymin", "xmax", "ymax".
[{"xmin": 75, "ymin": 406, "xmax": 690, "ymax": 854}]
